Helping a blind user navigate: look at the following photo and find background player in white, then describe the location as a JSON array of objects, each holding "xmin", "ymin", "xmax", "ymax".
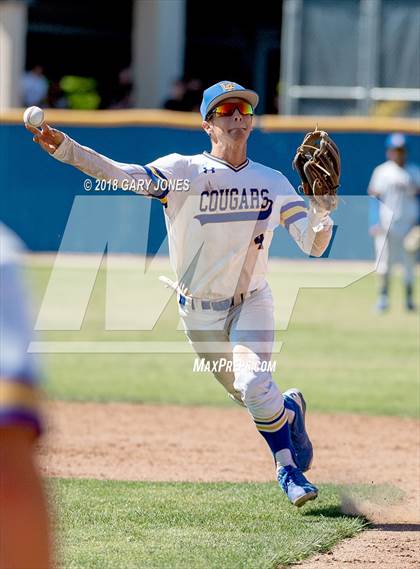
[
  {"xmin": 368, "ymin": 133, "xmax": 420, "ymax": 312},
  {"xmin": 26, "ymin": 81, "xmax": 335, "ymax": 507}
]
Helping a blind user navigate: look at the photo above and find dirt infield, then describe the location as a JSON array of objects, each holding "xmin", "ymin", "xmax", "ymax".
[{"xmin": 38, "ymin": 402, "xmax": 420, "ymax": 568}]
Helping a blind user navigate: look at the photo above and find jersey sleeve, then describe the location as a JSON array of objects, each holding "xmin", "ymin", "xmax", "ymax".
[
  {"xmin": 277, "ymin": 176, "xmax": 333, "ymax": 256},
  {"xmin": 277, "ymin": 172, "xmax": 308, "ymax": 231},
  {"xmin": 279, "ymin": 195, "xmax": 308, "ymax": 231},
  {"xmin": 368, "ymin": 166, "xmax": 384, "ymax": 196},
  {"xmin": 143, "ymin": 153, "xmax": 187, "ymax": 209},
  {"xmin": 52, "ymin": 135, "xmax": 182, "ymax": 203}
]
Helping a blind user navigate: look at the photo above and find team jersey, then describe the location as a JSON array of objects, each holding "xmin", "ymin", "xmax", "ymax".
[
  {"xmin": 53, "ymin": 137, "xmax": 332, "ymax": 299},
  {"xmin": 369, "ymin": 160, "xmax": 420, "ymax": 238}
]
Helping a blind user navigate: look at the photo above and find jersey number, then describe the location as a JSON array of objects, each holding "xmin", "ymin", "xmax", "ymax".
[{"xmin": 254, "ymin": 233, "xmax": 265, "ymax": 250}]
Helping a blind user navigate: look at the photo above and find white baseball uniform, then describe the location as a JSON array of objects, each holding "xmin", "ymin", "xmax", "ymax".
[
  {"xmin": 369, "ymin": 160, "xmax": 420, "ymax": 281},
  {"xmin": 52, "ymin": 135, "xmax": 333, "ymax": 433}
]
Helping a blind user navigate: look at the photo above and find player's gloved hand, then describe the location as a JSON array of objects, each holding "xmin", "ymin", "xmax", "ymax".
[
  {"xmin": 293, "ymin": 128, "xmax": 340, "ymax": 213},
  {"xmin": 25, "ymin": 123, "xmax": 65, "ymax": 154}
]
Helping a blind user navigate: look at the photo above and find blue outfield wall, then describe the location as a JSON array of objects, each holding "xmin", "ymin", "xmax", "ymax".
[{"xmin": 1, "ymin": 118, "xmax": 419, "ymax": 259}]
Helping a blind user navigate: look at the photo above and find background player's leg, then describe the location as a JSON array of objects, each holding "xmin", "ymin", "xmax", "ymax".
[
  {"xmin": 402, "ymin": 240, "xmax": 416, "ymax": 310},
  {"xmin": 374, "ymin": 233, "xmax": 390, "ymax": 311}
]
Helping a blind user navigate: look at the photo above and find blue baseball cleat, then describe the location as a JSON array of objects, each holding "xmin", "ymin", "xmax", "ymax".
[
  {"xmin": 283, "ymin": 388, "xmax": 313, "ymax": 472},
  {"xmin": 278, "ymin": 465, "xmax": 318, "ymax": 507}
]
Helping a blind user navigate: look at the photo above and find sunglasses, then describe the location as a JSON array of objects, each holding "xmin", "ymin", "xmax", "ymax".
[{"xmin": 206, "ymin": 101, "xmax": 254, "ymax": 120}]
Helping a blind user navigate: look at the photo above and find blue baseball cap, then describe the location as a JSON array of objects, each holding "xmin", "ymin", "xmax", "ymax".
[
  {"xmin": 200, "ymin": 81, "xmax": 259, "ymax": 119},
  {"xmin": 385, "ymin": 133, "xmax": 407, "ymax": 149}
]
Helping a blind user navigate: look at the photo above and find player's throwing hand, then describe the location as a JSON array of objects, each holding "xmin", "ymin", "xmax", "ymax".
[{"xmin": 25, "ymin": 122, "xmax": 64, "ymax": 154}]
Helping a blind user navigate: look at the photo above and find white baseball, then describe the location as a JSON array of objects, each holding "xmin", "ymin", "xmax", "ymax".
[{"xmin": 23, "ymin": 106, "xmax": 45, "ymax": 128}]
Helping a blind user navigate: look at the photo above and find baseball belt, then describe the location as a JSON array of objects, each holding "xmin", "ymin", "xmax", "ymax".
[
  {"xmin": 159, "ymin": 275, "xmax": 258, "ymax": 311},
  {"xmin": 178, "ymin": 288, "xmax": 259, "ymax": 311}
]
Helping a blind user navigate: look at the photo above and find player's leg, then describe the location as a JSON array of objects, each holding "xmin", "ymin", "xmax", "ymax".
[
  {"xmin": 181, "ymin": 314, "xmax": 244, "ymax": 404},
  {"xmin": 229, "ymin": 285, "xmax": 317, "ymax": 506},
  {"xmin": 402, "ymin": 238, "xmax": 416, "ymax": 311},
  {"xmin": 282, "ymin": 388, "xmax": 313, "ymax": 472},
  {"xmin": 180, "ymin": 297, "xmax": 313, "ymax": 478},
  {"xmin": 186, "ymin": 332, "xmax": 313, "ymax": 471},
  {"xmin": 182, "ymin": 313, "xmax": 309, "ymax": 421},
  {"xmin": 374, "ymin": 232, "xmax": 390, "ymax": 311}
]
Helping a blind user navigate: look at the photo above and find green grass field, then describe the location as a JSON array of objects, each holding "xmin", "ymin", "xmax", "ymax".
[
  {"xmin": 28, "ymin": 257, "xmax": 418, "ymax": 568},
  {"xmin": 29, "ymin": 258, "xmax": 419, "ymax": 416},
  {"xmin": 53, "ymin": 480, "xmax": 365, "ymax": 569}
]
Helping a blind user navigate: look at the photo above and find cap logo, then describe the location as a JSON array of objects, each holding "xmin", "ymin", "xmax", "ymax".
[{"xmin": 219, "ymin": 82, "xmax": 236, "ymax": 91}]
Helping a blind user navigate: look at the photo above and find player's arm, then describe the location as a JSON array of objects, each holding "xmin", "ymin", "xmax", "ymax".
[
  {"xmin": 367, "ymin": 166, "xmax": 382, "ymax": 198},
  {"xmin": 367, "ymin": 167, "xmax": 384, "ymax": 235},
  {"xmin": 279, "ymin": 191, "xmax": 333, "ymax": 257},
  {"xmin": 25, "ymin": 123, "xmax": 162, "ymax": 198}
]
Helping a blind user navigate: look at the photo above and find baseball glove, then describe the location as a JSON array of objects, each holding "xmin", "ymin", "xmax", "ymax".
[{"xmin": 293, "ymin": 129, "xmax": 340, "ymax": 212}]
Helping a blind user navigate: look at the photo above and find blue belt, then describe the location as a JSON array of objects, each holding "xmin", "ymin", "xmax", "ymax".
[{"xmin": 178, "ymin": 289, "xmax": 258, "ymax": 311}]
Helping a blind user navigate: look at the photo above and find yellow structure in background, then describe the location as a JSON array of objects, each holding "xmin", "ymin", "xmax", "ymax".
[{"xmin": 1, "ymin": 109, "xmax": 419, "ymax": 133}]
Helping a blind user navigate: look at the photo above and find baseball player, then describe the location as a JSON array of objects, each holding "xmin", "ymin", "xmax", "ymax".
[
  {"xmin": 26, "ymin": 81, "xmax": 336, "ymax": 507},
  {"xmin": 368, "ymin": 133, "xmax": 420, "ymax": 312},
  {"xmin": 0, "ymin": 223, "xmax": 52, "ymax": 569}
]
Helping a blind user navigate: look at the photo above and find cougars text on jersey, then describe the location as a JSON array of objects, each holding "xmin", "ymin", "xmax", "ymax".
[{"xmin": 195, "ymin": 188, "xmax": 273, "ymax": 225}]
